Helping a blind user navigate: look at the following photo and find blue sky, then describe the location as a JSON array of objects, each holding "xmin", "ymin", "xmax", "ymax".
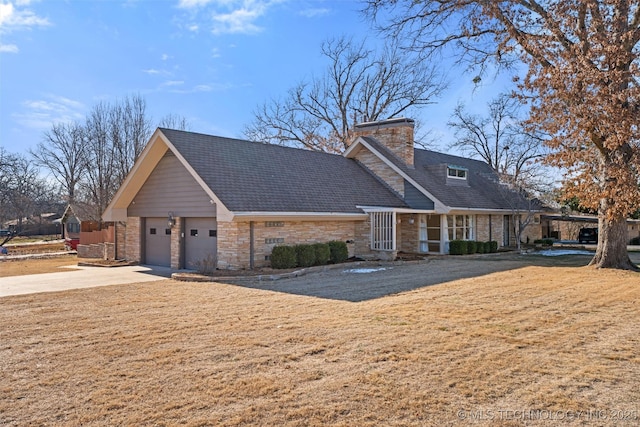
[{"xmin": 0, "ymin": 0, "xmax": 505, "ymax": 157}]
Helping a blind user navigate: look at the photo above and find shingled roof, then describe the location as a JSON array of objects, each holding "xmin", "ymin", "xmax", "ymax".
[
  {"xmin": 160, "ymin": 128, "xmax": 408, "ymax": 213},
  {"xmin": 359, "ymin": 136, "xmax": 533, "ymax": 211}
]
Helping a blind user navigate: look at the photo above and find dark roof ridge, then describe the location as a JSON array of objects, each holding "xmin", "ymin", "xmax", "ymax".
[{"xmin": 159, "ymin": 127, "xmax": 345, "ymax": 160}]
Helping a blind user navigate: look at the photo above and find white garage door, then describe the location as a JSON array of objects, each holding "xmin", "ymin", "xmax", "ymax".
[
  {"xmin": 145, "ymin": 217, "xmax": 171, "ymax": 267},
  {"xmin": 185, "ymin": 217, "xmax": 217, "ymax": 270}
]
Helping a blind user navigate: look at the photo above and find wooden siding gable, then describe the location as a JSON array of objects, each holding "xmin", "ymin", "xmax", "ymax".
[{"xmin": 128, "ymin": 152, "xmax": 216, "ymax": 218}]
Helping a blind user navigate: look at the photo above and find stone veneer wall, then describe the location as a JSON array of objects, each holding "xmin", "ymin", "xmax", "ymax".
[
  {"xmin": 78, "ymin": 242, "xmax": 115, "ymax": 259},
  {"xmin": 352, "ymin": 119, "xmax": 415, "ymax": 166},
  {"xmin": 217, "ymin": 219, "xmax": 372, "ymax": 269},
  {"xmin": 116, "ymin": 222, "xmax": 126, "ymax": 260},
  {"xmin": 475, "ymin": 215, "xmax": 503, "ymax": 245},
  {"xmin": 398, "ymin": 214, "xmax": 419, "ymax": 253},
  {"xmin": 170, "ymin": 217, "xmax": 183, "ymax": 269},
  {"xmin": 354, "ymin": 150, "xmax": 405, "ymax": 196},
  {"xmin": 125, "ymin": 217, "xmax": 142, "ymax": 263}
]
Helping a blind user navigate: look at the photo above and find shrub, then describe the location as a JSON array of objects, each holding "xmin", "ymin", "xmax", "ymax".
[
  {"xmin": 270, "ymin": 245, "xmax": 297, "ymax": 269},
  {"xmin": 191, "ymin": 253, "xmax": 217, "ymax": 275},
  {"xmin": 312, "ymin": 242, "xmax": 331, "ymax": 265},
  {"xmin": 328, "ymin": 240, "xmax": 349, "ymax": 264},
  {"xmin": 295, "ymin": 244, "xmax": 316, "ymax": 268},
  {"xmin": 489, "ymin": 241, "xmax": 498, "ymax": 253},
  {"xmin": 466, "ymin": 240, "xmax": 477, "ymax": 254},
  {"xmin": 449, "ymin": 240, "xmax": 468, "ymax": 255},
  {"xmin": 533, "ymin": 238, "xmax": 554, "ymax": 246},
  {"xmin": 476, "ymin": 241, "xmax": 486, "ymax": 254},
  {"xmin": 630, "ymin": 236, "xmax": 640, "ymax": 245}
]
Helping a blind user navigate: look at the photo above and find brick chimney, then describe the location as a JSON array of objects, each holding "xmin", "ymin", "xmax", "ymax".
[{"xmin": 352, "ymin": 118, "xmax": 415, "ymax": 167}]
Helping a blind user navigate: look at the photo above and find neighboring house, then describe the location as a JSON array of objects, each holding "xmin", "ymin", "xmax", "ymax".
[
  {"xmin": 102, "ymin": 118, "xmax": 541, "ymax": 269},
  {"xmin": 61, "ymin": 203, "xmax": 99, "ymax": 250}
]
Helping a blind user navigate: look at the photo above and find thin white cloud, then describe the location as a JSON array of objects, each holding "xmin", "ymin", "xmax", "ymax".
[
  {"xmin": 193, "ymin": 84, "xmax": 213, "ymax": 92},
  {"xmin": 162, "ymin": 80, "xmax": 185, "ymax": 87},
  {"xmin": 211, "ymin": 6, "xmax": 263, "ymax": 34},
  {"xmin": 175, "ymin": 0, "xmax": 284, "ymax": 36},
  {"xmin": 0, "ymin": 1, "xmax": 50, "ymax": 33},
  {"xmin": 14, "ymin": 94, "xmax": 85, "ymax": 130},
  {"xmin": 0, "ymin": 43, "xmax": 19, "ymax": 53},
  {"xmin": 166, "ymin": 82, "xmax": 231, "ymax": 94},
  {"xmin": 177, "ymin": 0, "xmax": 213, "ymax": 8},
  {"xmin": 143, "ymin": 68, "xmax": 161, "ymax": 75},
  {"xmin": 161, "ymin": 53, "xmax": 170, "ymax": 61},
  {"xmin": 299, "ymin": 8, "xmax": 330, "ymax": 18}
]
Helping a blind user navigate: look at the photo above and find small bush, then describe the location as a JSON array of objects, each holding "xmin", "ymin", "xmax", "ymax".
[
  {"xmin": 630, "ymin": 236, "xmax": 640, "ymax": 245},
  {"xmin": 449, "ymin": 240, "xmax": 468, "ymax": 255},
  {"xmin": 476, "ymin": 241, "xmax": 486, "ymax": 254},
  {"xmin": 312, "ymin": 243, "xmax": 331, "ymax": 265},
  {"xmin": 466, "ymin": 241, "xmax": 477, "ymax": 254},
  {"xmin": 270, "ymin": 245, "xmax": 297, "ymax": 269},
  {"xmin": 295, "ymin": 244, "xmax": 316, "ymax": 268},
  {"xmin": 489, "ymin": 241, "xmax": 498, "ymax": 253},
  {"xmin": 328, "ymin": 240, "xmax": 349, "ymax": 264},
  {"xmin": 533, "ymin": 238, "xmax": 554, "ymax": 246},
  {"xmin": 191, "ymin": 253, "xmax": 217, "ymax": 275}
]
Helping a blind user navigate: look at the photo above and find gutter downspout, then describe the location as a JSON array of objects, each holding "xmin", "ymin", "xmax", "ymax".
[{"xmin": 249, "ymin": 221, "xmax": 254, "ymax": 270}]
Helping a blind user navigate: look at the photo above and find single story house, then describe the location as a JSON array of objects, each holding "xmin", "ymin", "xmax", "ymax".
[
  {"xmin": 102, "ymin": 118, "xmax": 541, "ymax": 269},
  {"xmin": 61, "ymin": 202, "xmax": 99, "ymax": 250}
]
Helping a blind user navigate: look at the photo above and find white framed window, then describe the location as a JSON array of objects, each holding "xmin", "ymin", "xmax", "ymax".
[
  {"xmin": 371, "ymin": 211, "xmax": 395, "ymax": 251},
  {"xmin": 447, "ymin": 215, "xmax": 475, "ymax": 240},
  {"xmin": 419, "ymin": 216, "xmax": 428, "ymax": 252},
  {"xmin": 447, "ymin": 166, "xmax": 467, "ymax": 179}
]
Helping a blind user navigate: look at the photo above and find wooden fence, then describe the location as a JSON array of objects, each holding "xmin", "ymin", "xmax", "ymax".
[{"xmin": 80, "ymin": 221, "xmax": 115, "ymax": 244}]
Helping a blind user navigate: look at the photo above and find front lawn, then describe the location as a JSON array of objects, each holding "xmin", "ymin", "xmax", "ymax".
[{"xmin": 1, "ymin": 264, "xmax": 639, "ymax": 426}]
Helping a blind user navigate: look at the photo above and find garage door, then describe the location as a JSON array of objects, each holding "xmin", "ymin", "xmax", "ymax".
[
  {"xmin": 145, "ymin": 217, "xmax": 171, "ymax": 267},
  {"xmin": 185, "ymin": 217, "xmax": 217, "ymax": 270}
]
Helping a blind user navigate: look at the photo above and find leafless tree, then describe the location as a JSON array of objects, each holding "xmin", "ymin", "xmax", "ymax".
[
  {"xmin": 244, "ymin": 35, "xmax": 446, "ymax": 153},
  {"xmin": 30, "ymin": 121, "xmax": 88, "ymax": 203},
  {"xmin": 366, "ymin": 0, "xmax": 640, "ymax": 270},
  {"xmin": 0, "ymin": 150, "xmax": 54, "ymax": 233},
  {"xmin": 158, "ymin": 113, "xmax": 191, "ymax": 131},
  {"xmin": 448, "ymin": 93, "xmax": 547, "ymax": 186}
]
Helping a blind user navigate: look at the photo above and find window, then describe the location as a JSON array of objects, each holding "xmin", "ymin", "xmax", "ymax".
[
  {"xmin": 190, "ymin": 229, "xmax": 198, "ymax": 237},
  {"xmin": 150, "ymin": 228, "xmax": 157, "ymax": 235},
  {"xmin": 447, "ymin": 215, "xmax": 474, "ymax": 240},
  {"xmin": 419, "ymin": 215, "xmax": 442, "ymax": 253},
  {"xmin": 447, "ymin": 166, "xmax": 467, "ymax": 179},
  {"xmin": 419, "ymin": 216, "xmax": 428, "ymax": 253},
  {"xmin": 371, "ymin": 212, "xmax": 395, "ymax": 251},
  {"xmin": 67, "ymin": 222, "xmax": 80, "ymax": 233},
  {"xmin": 209, "ymin": 230, "xmax": 217, "ymax": 237},
  {"xmin": 165, "ymin": 229, "xmax": 171, "ymax": 235}
]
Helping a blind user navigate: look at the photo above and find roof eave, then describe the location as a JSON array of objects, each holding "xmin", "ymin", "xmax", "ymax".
[{"xmin": 230, "ymin": 212, "xmax": 369, "ymax": 221}]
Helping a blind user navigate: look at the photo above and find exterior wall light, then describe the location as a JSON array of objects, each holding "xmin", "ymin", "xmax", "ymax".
[{"xmin": 168, "ymin": 212, "xmax": 175, "ymax": 228}]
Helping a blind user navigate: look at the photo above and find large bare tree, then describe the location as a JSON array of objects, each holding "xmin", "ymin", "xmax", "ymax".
[
  {"xmin": 366, "ymin": 0, "xmax": 640, "ymax": 270},
  {"xmin": 30, "ymin": 121, "xmax": 88, "ymax": 203},
  {"xmin": 244, "ymin": 35, "xmax": 446, "ymax": 153},
  {"xmin": 448, "ymin": 93, "xmax": 546, "ymax": 186}
]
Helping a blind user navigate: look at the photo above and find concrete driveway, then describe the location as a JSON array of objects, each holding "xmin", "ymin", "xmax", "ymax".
[{"xmin": 0, "ymin": 265, "xmax": 171, "ymax": 298}]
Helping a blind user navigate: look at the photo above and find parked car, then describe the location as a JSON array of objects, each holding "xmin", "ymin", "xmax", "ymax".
[
  {"xmin": 65, "ymin": 237, "xmax": 80, "ymax": 251},
  {"xmin": 578, "ymin": 227, "xmax": 598, "ymax": 244}
]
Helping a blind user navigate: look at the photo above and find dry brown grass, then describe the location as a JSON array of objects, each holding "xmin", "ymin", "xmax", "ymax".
[
  {"xmin": 1, "ymin": 263, "xmax": 639, "ymax": 426},
  {"xmin": 0, "ymin": 255, "xmax": 79, "ymax": 277}
]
